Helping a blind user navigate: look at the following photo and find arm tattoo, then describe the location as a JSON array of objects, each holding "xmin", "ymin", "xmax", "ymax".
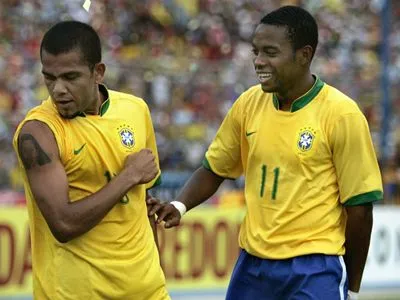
[{"xmin": 18, "ymin": 134, "xmax": 51, "ymax": 170}]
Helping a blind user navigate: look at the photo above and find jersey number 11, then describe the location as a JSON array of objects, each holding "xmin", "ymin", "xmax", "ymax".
[{"xmin": 260, "ymin": 164, "xmax": 280, "ymax": 200}]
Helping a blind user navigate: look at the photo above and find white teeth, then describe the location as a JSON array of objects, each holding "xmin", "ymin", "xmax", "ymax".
[{"xmin": 258, "ymin": 73, "xmax": 272, "ymax": 81}]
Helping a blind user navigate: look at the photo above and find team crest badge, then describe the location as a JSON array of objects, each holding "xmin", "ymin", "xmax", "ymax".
[
  {"xmin": 297, "ymin": 128, "xmax": 316, "ymax": 151},
  {"xmin": 117, "ymin": 125, "xmax": 135, "ymax": 149}
]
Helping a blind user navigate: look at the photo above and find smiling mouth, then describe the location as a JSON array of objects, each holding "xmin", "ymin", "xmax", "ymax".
[
  {"xmin": 57, "ymin": 100, "xmax": 72, "ymax": 105},
  {"xmin": 257, "ymin": 72, "xmax": 272, "ymax": 84}
]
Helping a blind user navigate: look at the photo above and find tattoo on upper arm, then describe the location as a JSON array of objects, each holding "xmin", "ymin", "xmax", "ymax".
[{"xmin": 18, "ymin": 134, "xmax": 51, "ymax": 170}]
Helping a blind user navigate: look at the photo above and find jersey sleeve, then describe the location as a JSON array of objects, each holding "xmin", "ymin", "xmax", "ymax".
[
  {"xmin": 331, "ymin": 112, "xmax": 383, "ymax": 205},
  {"xmin": 13, "ymin": 109, "xmax": 71, "ymax": 165},
  {"xmin": 203, "ymin": 99, "xmax": 243, "ymax": 179},
  {"xmin": 144, "ymin": 104, "xmax": 161, "ymax": 190}
]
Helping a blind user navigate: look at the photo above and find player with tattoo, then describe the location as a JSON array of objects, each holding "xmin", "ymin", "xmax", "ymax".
[{"xmin": 13, "ymin": 21, "xmax": 170, "ymax": 300}]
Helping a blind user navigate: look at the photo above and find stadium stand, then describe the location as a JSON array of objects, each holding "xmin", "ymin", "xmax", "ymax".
[{"xmin": 0, "ymin": 0, "xmax": 399, "ymax": 205}]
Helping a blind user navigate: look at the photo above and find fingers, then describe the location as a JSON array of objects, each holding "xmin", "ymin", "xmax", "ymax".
[
  {"xmin": 156, "ymin": 205, "xmax": 181, "ymax": 227},
  {"xmin": 139, "ymin": 148, "xmax": 155, "ymax": 160},
  {"xmin": 146, "ymin": 200, "xmax": 182, "ymax": 228},
  {"xmin": 164, "ymin": 217, "xmax": 180, "ymax": 228},
  {"xmin": 146, "ymin": 195, "xmax": 157, "ymax": 203},
  {"xmin": 148, "ymin": 203, "xmax": 163, "ymax": 216},
  {"xmin": 146, "ymin": 196, "xmax": 158, "ymax": 205},
  {"xmin": 146, "ymin": 196, "xmax": 160, "ymax": 215},
  {"xmin": 139, "ymin": 148, "xmax": 153, "ymax": 155},
  {"xmin": 155, "ymin": 206, "xmax": 170, "ymax": 224},
  {"xmin": 128, "ymin": 148, "xmax": 155, "ymax": 163},
  {"xmin": 156, "ymin": 204, "xmax": 177, "ymax": 224}
]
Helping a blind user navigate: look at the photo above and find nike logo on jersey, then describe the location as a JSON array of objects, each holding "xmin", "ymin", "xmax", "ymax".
[
  {"xmin": 246, "ymin": 131, "xmax": 256, "ymax": 137},
  {"xmin": 74, "ymin": 144, "xmax": 86, "ymax": 155}
]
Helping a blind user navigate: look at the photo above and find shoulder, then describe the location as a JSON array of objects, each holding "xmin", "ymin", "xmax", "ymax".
[
  {"xmin": 26, "ymin": 98, "xmax": 59, "ymax": 117},
  {"xmin": 228, "ymin": 84, "xmax": 272, "ymax": 124},
  {"xmin": 13, "ymin": 118, "xmax": 60, "ymax": 163},
  {"xmin": 322, "ymin": 84, "xmax": 363, "ymax": 116},
  {"xmin": 16, "ymin": 98, "xmax": 64, "ymax": 133},
  {"xmin": 24, "ymin": 98, "xmax": 66, "ymax": 127},
  {"xmin": 238, "ymin": 84, "xmax": 266, "ymax": 103},
  {"xmin": 13, "ymin": 99, "xmax": 65, "ymax": 151},
  {"xmin": 17, "ymin": 119, "xmax": 56, "ymax": 140},
  {"xmin": 108, "ymin": 89, "xmax": 149, "ymax": 112},
  {"xmin": 319, "ymin": 84, "xmax": 370, "ymax": 138},
  {"xmin": 232, "ymin": 84, "xmax": 270, "ymax": 110}
]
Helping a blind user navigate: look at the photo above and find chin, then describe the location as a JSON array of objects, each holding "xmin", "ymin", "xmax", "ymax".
[
  {"xmin": 260, "ymin": 84, "xmax": 277, "ymax": 93},
  {"xmin": 59, "ymin": 111, "xmax": 80, "ymax": 119}
]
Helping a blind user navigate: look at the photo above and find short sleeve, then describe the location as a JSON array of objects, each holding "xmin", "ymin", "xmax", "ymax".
[
  {"xmin": 144, "ymin": 104, "xmax": 161, "ymax": 189},
  {"xmin": 13, "ymin": 111, "xmax": 70, "ymax": 165},
  {"xmin": 203, "ymin": 100, "xmax": 243, "ymax": 179},
  {"xmin": 331, "ymin": 112, "xmax": 383, "ymax": 205}
]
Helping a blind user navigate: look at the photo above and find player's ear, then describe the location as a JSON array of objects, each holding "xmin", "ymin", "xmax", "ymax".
[
  {"xmin": 297, "ymin": 46, "xmax": 313, "ymax": 66},
  {"xmin": 93, "ymin": 62, "xmax": 106, "ymax": 84}
]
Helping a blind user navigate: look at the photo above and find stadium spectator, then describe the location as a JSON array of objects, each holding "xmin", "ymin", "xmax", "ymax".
[{"xmin": 0, "ymin": 0, "xmax": 399, "ymax": 205}]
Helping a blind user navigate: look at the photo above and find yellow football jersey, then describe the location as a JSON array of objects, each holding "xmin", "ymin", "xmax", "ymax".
[
  {"xmin": 204, "ymin": 77, "xmax": 383, "ymax": 259},
  {"xmin": 13, "ymin": 85, "xmax": 169, "ymax": 300}
]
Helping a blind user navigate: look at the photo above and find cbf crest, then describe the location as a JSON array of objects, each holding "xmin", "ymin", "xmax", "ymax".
[
  {"xmin": 297, "ymin": 127, "xmax": 316, "ymax": 151},
  {"xmin": 117, "ymin": 125, "xmax": 135, "ymax": 149}
]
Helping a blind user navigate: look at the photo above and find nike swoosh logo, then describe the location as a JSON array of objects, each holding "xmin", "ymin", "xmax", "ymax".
[
  {"xmin": 246, "ymin": 131, "xmax": 256, "ymax": 137},
  {"xmin": 74, "ymin": 143, "xmax": 86, "ymax": 155}
]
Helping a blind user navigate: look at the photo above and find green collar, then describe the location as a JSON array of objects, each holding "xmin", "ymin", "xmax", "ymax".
[
  {"xmin": 99, "ymin": 84, "xmax": 110, "ymax": 116},
  {"xmin": 273, "ymin": 77, "xmax": 324, "ymax": 112},
  {"xmin": 77, "ymin": 84, "xmax": 110, "ymax": 117}
]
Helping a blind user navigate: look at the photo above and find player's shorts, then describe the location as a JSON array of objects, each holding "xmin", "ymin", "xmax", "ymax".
[{"xmin": 226, "ymin": 249, "xmax": 348, "ymax": 300}]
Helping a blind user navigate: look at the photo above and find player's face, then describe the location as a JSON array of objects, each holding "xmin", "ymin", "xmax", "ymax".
[
  {"xmin": 41, "ymin": 49, "xmax": 105, "ymax": 119},
  {"xmin": 251, "ymin": 24, "xmax": 304, "ymax": 94}
]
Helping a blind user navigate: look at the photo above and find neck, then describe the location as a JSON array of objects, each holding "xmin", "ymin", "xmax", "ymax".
[
  {"xmin": 86, "ymin": 84, "xmax": 105, "ymax": 115},
  {"xmin": 98, "ymin": 85, "xmax": 105, "ymax": 105},
  {"xmin": 276, "ymin": 73, "xmax": 315, "ymax": 111}
]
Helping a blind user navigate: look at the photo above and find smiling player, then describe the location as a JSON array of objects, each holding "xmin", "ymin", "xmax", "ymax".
[{"xmin": 150, "ymin": 6, "xmax": 383, "ymax": 300}]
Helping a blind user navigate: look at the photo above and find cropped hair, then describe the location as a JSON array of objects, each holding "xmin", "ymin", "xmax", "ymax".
[
  {"xmin": 40, "ymin": 21, "xmax": 101, "ymax": 70},
  {"xmin": 260, "ymin": 6, "xmax": 318, "ymax": 59}
]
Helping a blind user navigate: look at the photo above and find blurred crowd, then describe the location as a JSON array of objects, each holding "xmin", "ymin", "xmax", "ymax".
[{"xmin": 0, "ymin": 0, "xmax": 399, "ymax": 205}]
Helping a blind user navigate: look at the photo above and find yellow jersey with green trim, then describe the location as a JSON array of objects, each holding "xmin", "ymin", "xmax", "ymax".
[
  {"xmin": 204, "ymin": 77, "xmax": 383, "ymax": 259},
  {"xmin": 13, "ymin": 85, "xmax": 169, "ymax": 300}
]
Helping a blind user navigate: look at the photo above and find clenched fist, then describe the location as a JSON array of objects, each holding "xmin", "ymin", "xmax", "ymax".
[{"xmin": 123, "ymin": 149, "xmax": 158, "ymax": 186}]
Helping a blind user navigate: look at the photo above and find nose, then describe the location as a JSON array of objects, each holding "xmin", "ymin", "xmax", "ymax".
[
  {"xmin": 254, "ymin": 53, "xmax": 267, "ymax": 68},
  {"xmin": 53, "ymin": 79, "xmax": 67, "ymax": 96}
]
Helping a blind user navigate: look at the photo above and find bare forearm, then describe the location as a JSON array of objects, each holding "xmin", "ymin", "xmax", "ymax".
[
  {"xmin": 19, "ymin": 122, "xmax": 158, "ymax": 243},
  {"xmin": 54, "ymin": 171, "xmax": 134, "ymax": 242},
  {"xmin": 176, "ymin": 166, "xmax": 224, "ymax": 211},
  {"xmin": 344, "ymin": 204, "xmax": 373, "ymax": 292}
]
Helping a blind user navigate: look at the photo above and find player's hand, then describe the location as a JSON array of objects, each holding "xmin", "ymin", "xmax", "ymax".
[
  {"xmin": 146, "ymin": 195, "xmax": 162, "ymax": 216},
  {"xmin": 148, "ymin": 202, "xmax": 182, "ymax": 228},
  {"xmin": 123, "ymin": 149, "xmax": 158, "ymax": 185}
]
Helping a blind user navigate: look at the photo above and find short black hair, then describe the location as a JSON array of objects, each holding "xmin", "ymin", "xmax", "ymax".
[
  {"xmin": 260, "ymin": 6, "xmax": 318, "ymax": 59},
  {"xmin": 40, "ymin": 21, "xmax": 101, "ymax": 70}
]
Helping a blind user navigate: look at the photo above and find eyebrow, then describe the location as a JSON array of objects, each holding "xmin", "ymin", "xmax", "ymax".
[
  {"xmin": 41, "ymin": 70, "xmax": 80, "ymax": 77},
  {"xmin": 252, "ymin": 43, "xmax": 279, "ymax": 50},
  {"xmin": 41, "ymin": 70, "xmax": 55, "ymax": 77}
]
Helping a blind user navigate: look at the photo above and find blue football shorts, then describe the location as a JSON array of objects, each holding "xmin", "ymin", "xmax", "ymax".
[{"xmin": 226, "ymin": 249, "xmax": 348, "ymax": 300}]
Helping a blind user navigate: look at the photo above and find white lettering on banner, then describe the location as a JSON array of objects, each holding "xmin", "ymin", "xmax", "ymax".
[{"xmin": 362, "ymin": 206, "xmax": 400, "ymax": 288}]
